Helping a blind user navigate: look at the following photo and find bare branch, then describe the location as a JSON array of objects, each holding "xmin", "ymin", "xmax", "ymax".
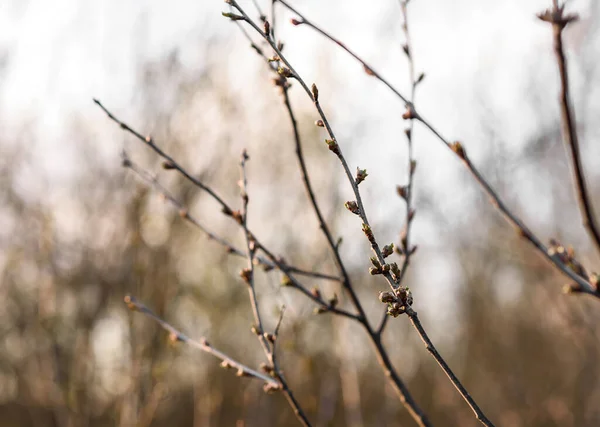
[
  {"xmin": 277, "ymin": 1, "xmax": 600, "ymax": 299},
  {"xmin": 122, "ymin": 154, "xmax": 338, "ymax": 282},
  {"xmin": 538, "ymin": 3, "xmax": 600, "ymax": 256},
  {"xmin": 123, "ymin": 295, "xmax": 280, "ymax": 388},
  {"xmin": 406, "ymin": 308, "xmax": 495, "ymax": 427}
]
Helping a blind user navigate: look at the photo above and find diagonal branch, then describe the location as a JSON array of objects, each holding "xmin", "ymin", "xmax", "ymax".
[
  {"xmin": 277, "ymin": 1, "xmax": 600, "ymax": 299},
  {"xmin": 123, "ymin": 295, "xmax": 280, "ymax": 387}
]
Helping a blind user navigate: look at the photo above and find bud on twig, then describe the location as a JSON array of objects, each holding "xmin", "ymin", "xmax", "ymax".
[
  {"xmin": 277, "ymin": 66, "xmax": 293, "ymax": 78},
  {"xmin": 382, "ymin": 244, "xmax": 394, "ymax": 258},
  {"xmin": 362, "ymin": 223, "xmax": 375, "ymax": 244},
  {"xmin": 325, "ymin": 139, "xmax": 340, "ymax": 155},
  {"xmin": 355, "ymin": 168, "xmax": 368, "ymax": 185},
  {"xmin": 397, "ymin": 185, "xmax": 408, "ymax": 201},
  {"xmin": 415, "ymin": 72, "xmax": 425, "ymax": 85},
  {"xmin": 315, "ymin": 119, "xmax": 324, "ymax": 127},
  {"xmin": 222, "ymin": 12, "xmax": 245, "ymax": 21},
  {"xmin": 311, "ymin": 83, "xmax": 319, "ymax": 101},
  {"xmin": 162, "ymin": 160, "xmax": 175, "ymax": 170},
  {"xmin": 344, "ymin": 201, "xmax": 360, "ymax": 215},
  {"xmin": 451, "ymin": 141, "xmax": 467, "ymax": 160}
]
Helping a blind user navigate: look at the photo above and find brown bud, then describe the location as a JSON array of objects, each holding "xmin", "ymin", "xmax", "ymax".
[
  {"xmin": 362, "ymin": 223, "xmax": 375, "ymax": 244},
  {"xmin": 240, "ymin": 268, "xmax": 253, "ymax": 283},
  {"xmin": 311, "ymin": 83, "xmax": 319, "ymax": 101},
  {"xmin": 451, "ymin": 141, "xmax": 467, "ymax": 159},
  {"xmin": 402, "ymin": 104, "xmax": 417, "ymax": 120},
  {"xmin": 311, "ymin": 287, "xmax": 321, "ymax": 299},
  {"xmin": 277, "ymin": 66, "xmax": 293, "ymax": 78},
  {"xmin": 355, "ymin": 168, "xmax": 368, "ymax": 185},
  {"xmin": 290, "ymin": 18, "xmax": 303, "ymax": 26},
  {"xmin": 315, "ymin": 119, "xmax": 324, "ymax": 127},
  {"xmin": 328, "ymin": 293, "xmax": 338, "ymax": 308},
  {"xmin": 325, "ymin": 139, "xmax": 340, "ymax": 155},
  {"xmin": 379, "ymin": 291, "xmax": 396, "ymax": 303},
  {"xmin": 369, "ymin": 266, "xmax": 382, "ymax": 275},
  {"xmin": 344, "ymin": 200, "xmax": 360, "ymax": 215},
  {"xmin": 397, "ymin": 185, "xmax": 408, "ymax": 200},
  {"xmin": 162, "ymin": 160, "xmax": 175, "ymax": 170},
  {"xmin": 415, "ymin": 72, "xmax": 425, "ymax": 85},
  {"xmin": 382, "ymin": 244, "xmax": 394, "ymax": 258}
]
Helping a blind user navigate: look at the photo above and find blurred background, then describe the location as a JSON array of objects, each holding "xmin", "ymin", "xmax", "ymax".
[{"xmin": 2, "ymin": 0, "xmax": 600, "ymax": 425}]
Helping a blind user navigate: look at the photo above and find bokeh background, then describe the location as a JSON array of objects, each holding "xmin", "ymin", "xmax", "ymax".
[{"xmin": 2, "ymin": 0, "xmax": 600, "ymax": 425}]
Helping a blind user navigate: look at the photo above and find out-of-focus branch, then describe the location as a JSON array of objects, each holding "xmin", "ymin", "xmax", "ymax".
[
  {"xmin": 94, "ymin": 99, "xmax": 232, "ymax": 213},
  {"xmin": 538, "ymin": 3, "xmax": 600, "ymax": 257},
  {"xmin": 238, "ymin": 153, "xmax": 312, "ymax": 427},
  {"xmin": 121, "ymin": 153, "xmax": 338, "ymax": 282},
  {"xmin": 123, "ymin": 295, "xmax": 280, "ymax": 388},
  {"xmin": 276, "ymin": 1, "xmax": 600, "ymax": 300}
]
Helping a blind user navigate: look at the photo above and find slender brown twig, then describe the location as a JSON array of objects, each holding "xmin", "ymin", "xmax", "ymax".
[
  {"xmin": 277, "ymin": 1, "xmax": 600, "ymax": 299},
  {"xmin": 377, "ymin": 0, "xmax": 421, "ymax": 336},
  {"xmin": 121, "ymin": 152, "xmax": 339, "ymax": 282},
  {"xmin": 224, "ymin": 2, "xmax": 495, "ymax": 426},
  {"xmin": 406, "ymin": 308, "xmax": 495, "ymax": 427},
  {"xmin": 123, "ymin": 295, "xmax": 280, "ymax": 387},
  {"xmin": 538, "ymin": 2, "xmax": 600, "ymax": 257},
  {"xmin": 279, "ymin": 62, "xmax": 431, "ymax": 427},
  {"xmin": 238, "ymin": 152, "xmax": 313, "ymax": 427},
  {"xmin": 225, "ymin": 0, "xmax": 403, "ymax": 297}
]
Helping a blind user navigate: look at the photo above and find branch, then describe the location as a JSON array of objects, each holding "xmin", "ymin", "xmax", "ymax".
[
  {"xmin": 236, "ymin": 2, "xmax": 494, "ymax": 424},
  {"xmin": 225, "ymin": 0, "xmax": 401, "ymax": 296},
  {"xmin": 277, "ymin": 1, "xmax": 600, "ymax": 299},
  {"xmin": 538, "ymin": 3, "xmax": 600, "ymax": 256},
  {"xmin": 123, "ymin": 295, "xmax": 280, "ymax": 388},
  {"xmin": 377, "ymin": 0, "xmax": 422, "ymax": 337},
  {"xmin": 406, "ymin": 308, "xmax": 495, "ymax": 427},
  {"xmin": 238, "ymin": 152, "xmax": 313, "ymax": 427},
  {"xmin": 122, "ymin": 153, "xmax": 338, "ymax": 282}
]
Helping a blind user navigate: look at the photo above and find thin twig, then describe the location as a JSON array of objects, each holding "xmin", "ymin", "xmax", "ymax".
[
  {"xmin": 279, "ymin": 54, "xmax": 431, "ymax": 427},
  {"xmin": 539, "ymin": 3, "xmax": 600, "ymax": 256},
  {"xmin": 226, "ymin": 0, "xmax": 401, "ymax": 296},
  {"xmin": 226, "ymin": 3, "xmax": 495, "ymax": 425},
  {"xmin": 406, "ymin": 308, "xmax": 495, "ymax": 427},
  {"xmin": 238, "ymin": 155, "xmax": 312, "ymax": 426},
  {"xmin": 123, "ymin": 295, "xmax": 280, "ymax": 387},
  {"xmin": 377, "ymin": 0, "xmax": 421, "ymax": 336},
  {"xmin": 122, "ymin": 153, "xmax": 338, "ymax": 282},
  {"xmin": 277, "ymin": 1, "xmax": 600, "ymax": 299}
]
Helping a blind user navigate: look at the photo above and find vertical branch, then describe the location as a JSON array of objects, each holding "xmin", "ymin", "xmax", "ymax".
[
  {"xmin": 538, "ymin": 3, "xmax": 600, "ymax": 256},
  {"xmin": 238, "ymin": 151, "xmax": 313, "ymax": 427},
  {"xmin": 377, "ymin": 0, "xmax": 422, "ymax": 336}
]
